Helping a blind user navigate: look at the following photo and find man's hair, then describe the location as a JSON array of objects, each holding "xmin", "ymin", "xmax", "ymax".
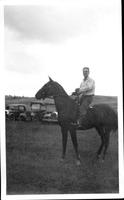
[{"xmin": 83, "ymin": 67, "xmax": 89, "ymax": 71}]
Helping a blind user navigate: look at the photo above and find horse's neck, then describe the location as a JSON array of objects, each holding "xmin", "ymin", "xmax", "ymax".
[
  {"xmin": 52, "ymin": 83, "xmax": 78, "ymax": 121},
  {"xmin": 53, "ymin": 82, "xmax": 68, "ymax": 97},
  {"xmin": 53, "ymin": 95, "xmax": 78, "ymax": 121},
  {"xmin": 53, "ymin": 95, "xmax": 70, "ymax": 112}
]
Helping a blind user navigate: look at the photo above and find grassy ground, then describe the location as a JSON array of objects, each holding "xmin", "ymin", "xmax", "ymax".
[{"xmin": 6, "ymin": 96, "xmax": 118, "ymax": 194}]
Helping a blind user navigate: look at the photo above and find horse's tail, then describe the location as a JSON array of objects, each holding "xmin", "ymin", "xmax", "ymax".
[
  {"xmin": 112, "ymin": 112, "xmax": 118, "ymax": 132},
  {"xmin": 107, "ymin": 107, "xmax": 118, "ymax": 133}
]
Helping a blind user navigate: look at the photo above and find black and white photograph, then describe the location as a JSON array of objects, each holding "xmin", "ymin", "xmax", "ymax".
[{"xmin": 0, "ymin": 0, "xmax": 124, "ymax": 199}]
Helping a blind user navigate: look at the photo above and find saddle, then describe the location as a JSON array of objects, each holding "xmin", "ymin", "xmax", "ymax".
[{"xmin": 71, "ymin": 104, "xmax": 94, "ymax": 128}]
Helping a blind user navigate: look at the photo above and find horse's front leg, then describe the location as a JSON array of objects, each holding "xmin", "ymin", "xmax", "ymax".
[
  {"xmin": 70, "ymin": 127, "xmax": 81, "ymax": 165},
  {"xmin": 61, "ymin": 126, "xmax": 68, "ymax": 161}
]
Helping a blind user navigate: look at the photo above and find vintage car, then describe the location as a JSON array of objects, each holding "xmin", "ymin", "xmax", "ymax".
[
  {"xmin": 5, "ymin": 107, "xmax": 10, "ymax": 120},
  {"xmin": 30, "ymin": 101, "xmax": 58, "ymax": 122},
  {"xmin": 30, "ymin": 101, "xmax": 46, "ymax": 121},
  {"xmin": 5, "ymin": 101, "xmax": 58, "ymax": 122},
  {"xmin": 43, "ymin": 111, "xmax": 58, "ymax": 120},
  {"xmin": 5, "ymin": 104, "xmax": 31, "ymax": 121}
]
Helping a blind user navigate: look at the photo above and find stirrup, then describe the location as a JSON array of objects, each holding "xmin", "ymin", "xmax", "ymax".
[
  {"xmin": 71, "ymin": 122, "xmax": 77, "ymax": 126},
  {"xmin": 76, "ymin": 120, "xmax": 82, "ymax": 128}
]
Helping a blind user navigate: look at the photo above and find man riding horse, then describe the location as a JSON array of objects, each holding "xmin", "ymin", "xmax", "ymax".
[
  {"xmin": 76, "ymin": 67, "xmax": 95, "ymax": 127},
  {"xmin": 35, "ymin": 72, "xmax": 117, "ymax": 164}
]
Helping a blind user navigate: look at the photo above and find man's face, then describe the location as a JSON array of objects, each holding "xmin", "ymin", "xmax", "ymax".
[{"xmin": 83, "ymin": 68, "xmax": 89, "ymax": 79}]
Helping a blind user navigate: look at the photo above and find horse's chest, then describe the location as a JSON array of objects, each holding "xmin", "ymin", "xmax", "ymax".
[{"xmin": 58, "ymin": 105, "xmax": 77, "ymax": 122}]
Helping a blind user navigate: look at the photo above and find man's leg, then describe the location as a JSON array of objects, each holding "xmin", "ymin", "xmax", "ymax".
[{"xmin": 78, "ymin": 96, "xmax": 93, "ymax": 126}]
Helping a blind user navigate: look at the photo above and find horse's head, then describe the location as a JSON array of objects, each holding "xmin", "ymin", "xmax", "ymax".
[
  {"xmin": 35, "ymin": 77, "xmax": 55, "ymax": 100},
  {"xmin": 35, "ymin": 77, "xmax": 68, "ymax": 100}
]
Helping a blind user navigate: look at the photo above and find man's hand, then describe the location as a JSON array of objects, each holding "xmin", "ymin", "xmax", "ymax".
[
  {"xmin": 78, "ymin": 91, "xmax": 86, "ymax": 96},
  {"xmin": 74, "ymin": 88, "xmax": 86, "ymax": 96},
  {"xmin": 75, "ymin": 88, "xmax": 80, "ymax": 94}
]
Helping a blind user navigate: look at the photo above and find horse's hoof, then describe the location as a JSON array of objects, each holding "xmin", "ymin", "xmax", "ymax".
[
  {"xmin": 92, "ymin": 155, "xmax": 100, "ymax": 165},
  {"xmin": 76, "ymin": 160, "xmax": 81, "ymax": 166},
  {"xmin": 96, "ymin": 154, "xmax": 101, "ymax": 160}
]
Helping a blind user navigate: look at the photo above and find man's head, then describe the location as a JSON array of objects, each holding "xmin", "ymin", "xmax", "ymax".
[{"xmin": 82, "ymin": 67, "xmax": 89, "ymax": 79}]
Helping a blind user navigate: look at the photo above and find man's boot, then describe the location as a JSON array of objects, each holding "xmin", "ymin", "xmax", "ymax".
[{"xmin": 77, "ymin": 117, "xmax": 83, "ymax": 129}]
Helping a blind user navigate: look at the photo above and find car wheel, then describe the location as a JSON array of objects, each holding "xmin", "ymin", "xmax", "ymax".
[
  {"xmin": 20, "ymin": 116, "xmax": 26, "ymax": 121},
  {"xmin": 9, "ymin": 114, "xmax": 15, "ymax": 120}
]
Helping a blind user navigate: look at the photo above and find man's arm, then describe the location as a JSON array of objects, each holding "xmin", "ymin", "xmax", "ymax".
[{"xmin": 80, "ymin": 79, "xmax": 95, "ymax": 92}]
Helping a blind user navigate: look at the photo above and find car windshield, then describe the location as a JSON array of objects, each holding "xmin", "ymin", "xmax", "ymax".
[
  {"xmin": 19, "ymin": 106, "xmax": 25, "ymax": 111},
  {"xmin": 8, "ymin": 105, "xmax": 25, "ymax": 111},
  {"xmin": 31, "ymin": 104, "xmax": 41, "ymax": 110},
  {"xmin": 31, "ymin": 104, "xmax": 45, "ymax": 110},
  {"xmin": 9, "ymin": 106, "xmax": 18, "ymax": 110}
]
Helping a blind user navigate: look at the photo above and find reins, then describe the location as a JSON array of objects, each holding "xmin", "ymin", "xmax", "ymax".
[{"xmin": 53, "ymin": 94, "xmax": 68, "ymax": 98}]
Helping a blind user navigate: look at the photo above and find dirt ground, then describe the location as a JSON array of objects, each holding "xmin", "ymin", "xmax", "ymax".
[{"xmin": 6, "ymin": 119, "xmax": 119, "ymax": 195}]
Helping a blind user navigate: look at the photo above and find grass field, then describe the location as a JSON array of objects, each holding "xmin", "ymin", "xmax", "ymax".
[{"xmin": 6, "ymin": 95, "xmax": 119, "ymax": 194}]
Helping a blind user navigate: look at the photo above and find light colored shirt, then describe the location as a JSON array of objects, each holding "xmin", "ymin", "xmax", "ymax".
[{"xmin": 79, "ymin": 77, "xmax": 95, "ymax": 96}]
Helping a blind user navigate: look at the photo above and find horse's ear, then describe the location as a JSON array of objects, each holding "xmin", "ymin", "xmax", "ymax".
[{"xmin": 48, "ymin": 76, "xmax": 53, "ymax": 82}]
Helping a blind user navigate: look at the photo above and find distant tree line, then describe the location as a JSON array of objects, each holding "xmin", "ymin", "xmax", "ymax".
[{"xmin": 5, "ymin": 95, "xmax": 30, "ymax": 99}]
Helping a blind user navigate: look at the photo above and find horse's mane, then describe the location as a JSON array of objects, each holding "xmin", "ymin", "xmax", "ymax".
[
  {"xmin": 53, "ymin": 81, "xmax": 79, "ymax": 123},
  {"xmin": 53, "ymin": 81, "xmax": 68, "ymax": 96}
]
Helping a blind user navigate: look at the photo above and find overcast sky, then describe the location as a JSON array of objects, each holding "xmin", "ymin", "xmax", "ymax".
[{"xmin": 4, "ymin": 0, "xmax": 122, "ymax": 97}]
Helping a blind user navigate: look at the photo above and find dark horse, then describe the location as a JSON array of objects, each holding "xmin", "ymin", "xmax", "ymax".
[{"xmin": 35, "ymin": 77, "xmax": 118, "ymax": 165}]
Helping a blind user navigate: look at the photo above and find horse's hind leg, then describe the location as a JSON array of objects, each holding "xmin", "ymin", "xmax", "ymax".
[
  {"xmin": 102, "ymin": 129, "xmax": 110, "ymax": 161},
  {"xmin": 96, "ymin": 127, "xmax": 104, "ymax": 159},
  {"xmin": 61, "ymin": 126, "xmax": 68, "ymax": 160},
  {"xmin": 96, "ymin": 135, "xmax": 104, "ymax": 159},
  {"xmin": 69, "ymin": 128, "xmax": 81, "ymax": 165}
]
